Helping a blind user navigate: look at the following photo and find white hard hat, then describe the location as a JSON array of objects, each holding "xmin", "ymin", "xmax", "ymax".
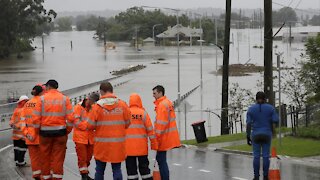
[{"xmin": 18, "ymin": 95, "xmax": 29, "ymax": 103}]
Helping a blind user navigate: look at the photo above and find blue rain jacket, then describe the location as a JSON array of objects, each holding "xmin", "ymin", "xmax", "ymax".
[{"xmin": 246, "ymin": 103, "xmax": 279, "ymax": 137}]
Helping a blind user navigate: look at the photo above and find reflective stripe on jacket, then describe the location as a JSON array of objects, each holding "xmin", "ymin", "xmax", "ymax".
[
  {"xmin": 72, "ymin": 104, "xmax": 94, "ymax": 145},
  {"xmin": 126, "ymin": 93, "xmax": 157, "ymax": 156},
  {"xmin": 33, "ymin": 89, "xmax": 73, "ymax": 137},
  {"xmin": 10, "ymin": 106, "xmax": 25, "ymax": 140},
  {"xmin": 87, "ymin": 93, "xmax": 131, "ymax": 163},
  {"xmin": 154, "ymin": 96, "xmax": 181, "ymax": 151},
  {"xmin": 20, "ymin": 96, "xmax": 41, "ymax": 145}
]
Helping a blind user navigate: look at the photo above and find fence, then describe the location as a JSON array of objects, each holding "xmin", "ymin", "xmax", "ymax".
[{"xmin": 287, "ymin": 103, "xmax": 320, "ymax": 135}]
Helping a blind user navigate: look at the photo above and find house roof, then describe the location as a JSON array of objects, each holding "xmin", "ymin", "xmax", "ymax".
[
  {"xmin": 156, "ymin": 24, "xmax": 202, "ymax": 38},
  {"xmin": 143, "ymin": 37, "xmax": 155, "ymax": 42}
]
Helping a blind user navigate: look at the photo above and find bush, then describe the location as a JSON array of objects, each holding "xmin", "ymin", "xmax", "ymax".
[{"xmin": 297, "ymin": 125, "xmax": 320, "ymax": 139}]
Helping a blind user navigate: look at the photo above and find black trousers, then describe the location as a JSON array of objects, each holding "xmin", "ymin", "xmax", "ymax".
[
  {"xmin": 125, "ymin": 155, "xmax": 153, "ymax": 180},
  {"xmin": 13, "ymin": 139, "xmax": 27, "ymax": 165}
]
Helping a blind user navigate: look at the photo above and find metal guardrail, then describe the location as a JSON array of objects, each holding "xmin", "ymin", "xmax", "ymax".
[
  {"xmin": 173, "ymin": 85, "xmax": 200, "ymax": 108},
  {"xmin": 0, "ymin": 76, "xmax": 122, "ymax": 114},
  {"xmin": 0, "ymin": 79, "xmax": 130, "ymax": 131}
]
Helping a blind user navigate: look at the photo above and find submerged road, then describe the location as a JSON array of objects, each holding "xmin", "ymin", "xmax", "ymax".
[{"xmin": 63, "ymin": 139, "xmax": 320, "ymax": 180}]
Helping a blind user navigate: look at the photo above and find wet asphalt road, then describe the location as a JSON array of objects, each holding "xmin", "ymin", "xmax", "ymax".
[
  {"xmin": 63, "ymin": 138, "xmax": 320, "ymax": 180},
  {"xmin": 1, "ymin": 131, "xmax": 319, "ymax": 179}
]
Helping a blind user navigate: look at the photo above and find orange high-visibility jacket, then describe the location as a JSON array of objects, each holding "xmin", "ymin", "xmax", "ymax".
[
  {"xmin": 72, "ymin": 104, "xmax": 94, "ymax": 145},
  {"xmin": 33, "ymin": 89, "xmax": 73, "ymax": 137},
  {"xmin": 154, "ymin": 96, "xmax": 181, "ymax": 151},
  {"xmin": 87, "ymin": 93, "xmax": 131, "ymax": 163},
  {"xmin": 10, "ymin": 107, "xmax": 25, "ymax": 140},
  {"xmin": 126, "ymin": 93, "xmax": 158, "ymax": 156},
  {"xmin": 20, "ymin": 96, "xmax": 41, "ymax": 145}
]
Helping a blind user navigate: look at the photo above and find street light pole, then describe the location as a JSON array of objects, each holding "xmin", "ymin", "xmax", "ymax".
[
  {"xmin": 215, "ymin": 19, "xmax": 218, "ymax": 71},
  {"xmin": 153, "ymin": 24, "xmax": 162, "ymax": 46},
  {"xmin": 175, "ymin": 10, "xmax": 181, "ymax": 106},
  {"xmin": 195, "ymin": 13, "xmax": 204, "ymax": 120},
  {"xmin": 276, "ymin": 53, "xmax": 283, "ymax": 146}
]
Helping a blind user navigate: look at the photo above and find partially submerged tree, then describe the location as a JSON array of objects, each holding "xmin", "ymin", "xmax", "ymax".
[{"xmin": 0, "ymin": 0, "xmax": 56, "ymax": 58}]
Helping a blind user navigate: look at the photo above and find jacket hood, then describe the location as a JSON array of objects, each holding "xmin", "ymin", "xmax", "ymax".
[
  {"xmin": 129, "ymin": 93, "xmax": 143, "ymax": 108},
  {"xmin": 97, "ymin": 93, "xmax": 119, "ymax": 110}
]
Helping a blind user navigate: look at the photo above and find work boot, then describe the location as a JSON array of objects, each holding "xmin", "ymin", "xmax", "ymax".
[
  {"xmin": 263, "ymin": 176, "xmax": 269, "ymax": 180},
  {"xmin": 34, "ymin": 177, "xmax": 41, "ymax": 180},
  {"xmin": 16, "ymin": 162, "xmax": 27, "ymax": 167},
  {"xmin": 253, "ymin": 176, "xmax": 259, "ymax": 180},
  {"xmin": 87, "ymin": 175, "xmax": 94, "ymax": 180}
]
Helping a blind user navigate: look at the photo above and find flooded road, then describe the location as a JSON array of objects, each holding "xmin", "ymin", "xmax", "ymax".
[{"xmin": 0, "ymin": 26, "xmax": 319, "ymax": 138}]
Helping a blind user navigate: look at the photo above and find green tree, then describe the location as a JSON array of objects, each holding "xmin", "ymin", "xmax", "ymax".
[
  {"xmin": 273, "ymin": 7, "xmax": 297, "ymax": 26},
  {"xmin": 300, "ymin": 34, "xmax": 320, "ymax": 102},
  {"xmin": 55, "ymin": 16, "xmax": 72, "ymax": 31},
  {"xmin": 310, "ymin": 15, "xmax": 320, "ymax": 26},
  {"xmin": 0, "ymin": 0, "xmax": 56, "ymax": 58}
]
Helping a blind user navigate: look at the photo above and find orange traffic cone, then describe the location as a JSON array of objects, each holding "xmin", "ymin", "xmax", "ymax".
[
  {"xmin": 269, "ymin": 147, "xmax": 281, "ymax": 180},
  {"xmin": 153, "ymin": 161, "xmax": 161, "ymax": 180}
]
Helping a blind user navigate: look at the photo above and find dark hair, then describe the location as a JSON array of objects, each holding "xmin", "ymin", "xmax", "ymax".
[
  {"xmin": 100, "ymin": 82, "xmax": 113, "ymax": 93},
  {"xmin": 45, "ymin": 79, "xmax": 58, "ymax": 89},
  {"xmin": 31, "ymin": 85, "xmax": 43, "ymax": 96},
  {"xmin": 256, "ymin": 91, "xmax": 266, "ymax": 105},
  {"xmin": 89, "ymin": 93, "xmax": 100, "ymax": 102},
  {"xmin": 81, "ymin": 98, "xmax": 87, "ymax": 108},
  {"xmin": 153, "ymin": 85, "xmax": 165, "ymax": 95}
]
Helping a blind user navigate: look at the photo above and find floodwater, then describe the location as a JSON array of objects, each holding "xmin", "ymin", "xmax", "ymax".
[{"xmin": 0, "ymin": 26, "xmax": 319, "ymax": 139}]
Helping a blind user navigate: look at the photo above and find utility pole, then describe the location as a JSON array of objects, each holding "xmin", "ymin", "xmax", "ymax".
[
  {"xmin": 264, "ymin": 0, "xmax": 274, "ymax": 105},
  {"xmin": 221, "ymin": 0, "xmax": 232, "ymax": 135}
]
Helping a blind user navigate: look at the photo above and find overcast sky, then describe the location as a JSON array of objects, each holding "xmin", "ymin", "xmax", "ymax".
[{"xmin": 44, "ymin": 0, "xmax": 319, "ymax": 12}]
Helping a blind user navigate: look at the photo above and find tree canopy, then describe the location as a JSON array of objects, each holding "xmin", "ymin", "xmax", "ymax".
[
  {"xmin": 273, "ymin": 7, "xmax": 297, "ymax": 26},
  {"xmin": 300, "ymin": 34, "xmax": 320, "ymax": 102},
  {"xmin": 310, "ymin": 15, "xmax": 320, "ymax": 26},
  {"xmin": 95, "ymin": 7, "xmax": 221, "ymax": 44},
  {"xmin": 0, "ymin": 0, "xmax": 56, "ymax": 58}
]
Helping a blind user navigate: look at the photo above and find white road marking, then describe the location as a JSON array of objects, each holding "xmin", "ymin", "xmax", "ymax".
[
  {"xmin": 172, "ymin": 163, "xmax": 182, "ymax": 166},
  {"xmin": 232, "ymin": 177, "xmax": 248, "ymax": 180},
  {"xmin": 199, "ymin": 169, "xmax": 211, "ymax": 173},
  {"xmin": 188, "ymin": 166, "xmax": 193, "ymax": 169},
  {"xmin": 0, "ymin": 144, "xmax": 13, "ymax": 152}
]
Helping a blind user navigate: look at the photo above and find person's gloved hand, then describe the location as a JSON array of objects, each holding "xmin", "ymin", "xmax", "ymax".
[
  {"xmin": 26, "ymin": 134, "xmax": 34, "ymax": 141},
  {"xmin": 247, "ymin": 136, "xmax": 252, "ymax": 146}
]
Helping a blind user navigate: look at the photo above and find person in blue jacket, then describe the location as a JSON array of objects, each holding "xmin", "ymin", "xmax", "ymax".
[{"xmin": 246, "ymin": 91, "xmax": 279, "ymax": 180}]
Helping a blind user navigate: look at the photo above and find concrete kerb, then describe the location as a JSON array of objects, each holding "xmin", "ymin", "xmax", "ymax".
[{"xmin": 181, "ymin": 143, "xmax": 252, "ymax": 156}]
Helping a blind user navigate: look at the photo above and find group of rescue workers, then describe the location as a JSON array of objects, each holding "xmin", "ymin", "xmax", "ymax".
[{"xmin": 10, "ymin": 79, "xmax": 181, "ymax": 180}]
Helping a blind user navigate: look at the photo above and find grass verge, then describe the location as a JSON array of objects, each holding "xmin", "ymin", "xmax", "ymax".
[
  {"xmin": 181, "ymin": 127, "xmax": 291, "ymax": 146},
  {"xmin": 181, "ymin": 133, "xmax": 246, "ymax": 146},
  {"xmin": 224, "ymin": 136, "xmax": 320, "ymax": 157}
]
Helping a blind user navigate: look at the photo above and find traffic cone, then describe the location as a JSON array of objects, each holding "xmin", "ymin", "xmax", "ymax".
[
  {"xmin": 153, "ymin": 161, "xmax": 161, "ymax": 180},
  {"xmin": 269, "ymin": 147, "xmax": 281, "ymax": 180}
]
